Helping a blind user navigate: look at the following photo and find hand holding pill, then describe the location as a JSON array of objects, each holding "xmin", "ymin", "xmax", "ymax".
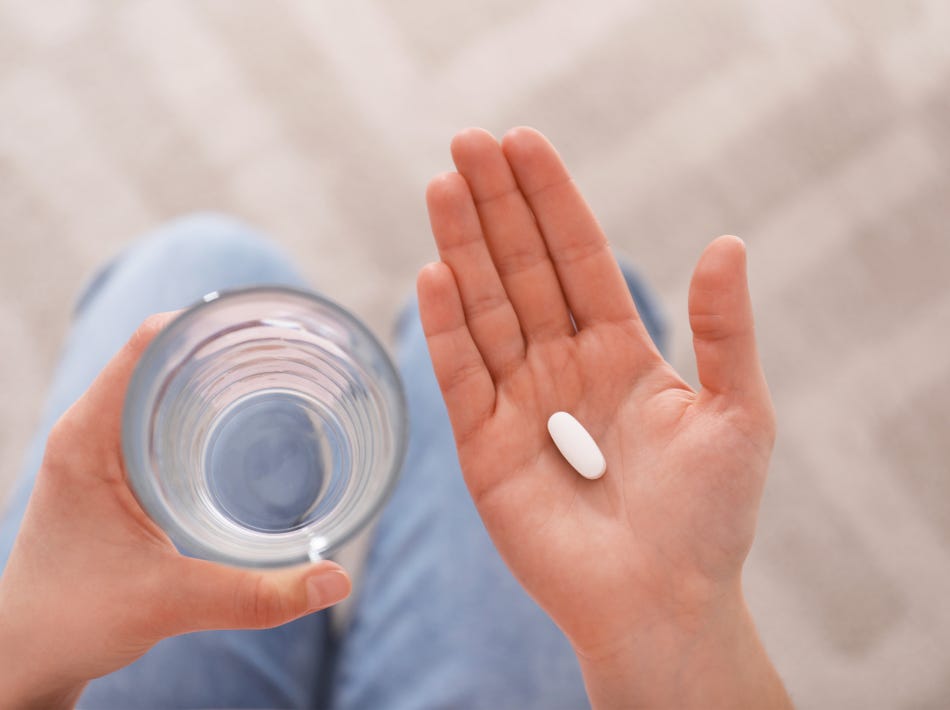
[{"xmin": 419, "ymin": 127, "xmax": 786, "ymax": 707}]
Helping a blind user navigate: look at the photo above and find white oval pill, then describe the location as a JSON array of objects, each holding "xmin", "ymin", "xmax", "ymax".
[{"xmin": 547, "ymin": 411, "xmax": 606, "ymax": 480}]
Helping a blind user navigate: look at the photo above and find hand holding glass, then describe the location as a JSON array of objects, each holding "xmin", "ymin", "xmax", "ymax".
[{"xmin": 122, "ymin": 287, "xmax": 407, "ymax": 568}]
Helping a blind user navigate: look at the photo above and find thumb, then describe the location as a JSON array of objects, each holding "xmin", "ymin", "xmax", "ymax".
[
  {"xmin": 162, "ymin": 558, "xmax": 352, "ymax": 634},
  {"xmin": 688, "ymin": 236, "xmax": 769, "ymax": 402}
]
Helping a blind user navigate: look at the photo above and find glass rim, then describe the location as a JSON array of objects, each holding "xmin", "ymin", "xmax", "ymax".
[{"xmin": 121, "ymin": 285, "xmax": 409, "ymax": 567}]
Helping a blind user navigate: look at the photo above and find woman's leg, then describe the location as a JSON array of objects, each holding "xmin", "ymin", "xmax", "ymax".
[
  {"xmin": 330, "ymin": 264, "xmax": 666, "ymax": 710},
  {"xmin": 0, "ymin": 214, "xmax": 331, "ymax": 709}
]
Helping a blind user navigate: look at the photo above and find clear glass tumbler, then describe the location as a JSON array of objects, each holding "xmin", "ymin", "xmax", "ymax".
[{"xmin": 122, "ymin": 287, "xmax": 408, "ymax": 567}]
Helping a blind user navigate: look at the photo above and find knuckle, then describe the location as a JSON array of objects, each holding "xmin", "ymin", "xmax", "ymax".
[
  {"xmin": 688, "ymin": 312, "xmax": 727, "ymax": 341},
  {"xmin": 550, "ymin": 233, "xmax": 606, "ymax": 267},
  {"xmin": 453, "ymin": 409, "xmax": 493, "ymax": 452},
  {"xmin": 126, "ymin": 313, "xmax": 172, "ymax": 355},
  {"xmin": 44, "ymin": 417, "xmax": 70, "ymax": 451},
  {"xmin": 440, "ymin": 358, "xmax": 486, "ymax": 395},
  {"xmin": 241, "ymin": 575, "xmax": 287, "ymax": 629},
  {"xmin": 495, "ymin": 243, "xmax": 546, "ymax": 277},
  {"xmin": 41, "ymin": 417, "xmax": 78, "ymax": 473},
  {"xmin": 463, "ymin": 292, "xmax": 509, "ymax": 321}
]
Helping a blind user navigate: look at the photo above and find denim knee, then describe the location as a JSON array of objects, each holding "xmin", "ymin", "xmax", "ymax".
[
  {"xmin": 75, "ymin": 212, "xmax": 307, "ymax": 317},
  {"xmin": 133, "ymin": 212, "xmax": 292, "ymax": 276}
]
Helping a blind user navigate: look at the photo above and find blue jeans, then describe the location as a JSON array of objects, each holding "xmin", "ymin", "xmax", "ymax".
[{"xmin": 0, "ymin": 214, "xmax": 666, "ymax": 709}]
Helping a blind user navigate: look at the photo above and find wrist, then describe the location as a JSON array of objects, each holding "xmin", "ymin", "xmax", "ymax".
[
  {"xmin": 0, "ymin": 643, "xmax": 86, "ymax": 710},
  {"xmin": 573, "ymin": 581, "xmax": 792, "ymax": 710},
  {"xmin": 0, "ymin": 678, "xmax": 85, "ymax": 710},
  {"xmin": 0, "ymin": 585, "xmax": 86, "ymax": 710},
  {"xmin": 0, "ymin": 631, "xmax": 86, "ymax": 710}
]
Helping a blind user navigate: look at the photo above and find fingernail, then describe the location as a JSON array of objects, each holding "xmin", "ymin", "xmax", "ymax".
[{"xmin": 306, "ymin": 570, "xmax": 350, "ymax": 610}]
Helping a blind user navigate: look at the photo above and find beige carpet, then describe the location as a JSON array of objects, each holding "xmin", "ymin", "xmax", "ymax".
[{"xmin": 2, "ymin": 1, "xmax": 949, "ymax": 707}]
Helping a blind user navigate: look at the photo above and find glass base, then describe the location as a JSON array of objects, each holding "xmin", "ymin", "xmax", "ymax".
[{"xmin": 205, "ymin": 390, "xmax": 334, "ymax": 532}]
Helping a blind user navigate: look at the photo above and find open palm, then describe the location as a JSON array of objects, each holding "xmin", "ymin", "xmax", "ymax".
[{"xmin": 418, "ymin": 128, "xmax": 776, "ymax": 657}]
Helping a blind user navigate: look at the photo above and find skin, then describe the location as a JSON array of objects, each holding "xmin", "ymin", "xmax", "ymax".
[
  {"xmin": 417, "ymin": 127, "xmax": 793, "ymax": 708},
  {"xmin": 0, "ymin": 313, "xmax": 351, "ymax": 709},
  {"xmin": 0, "ymin": 126, "xmax": 792, "ymax": 709}
]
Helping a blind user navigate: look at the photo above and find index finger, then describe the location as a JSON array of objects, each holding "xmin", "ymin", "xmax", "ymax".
[{"xmin": 62, "ymin": 311, "xmax": 180, "ymax": 451}]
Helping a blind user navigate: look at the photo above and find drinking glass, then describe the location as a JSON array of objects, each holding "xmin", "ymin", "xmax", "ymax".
[{"xmin": 122, "ymin": 287, "xmax": 408, "ymax": 567}]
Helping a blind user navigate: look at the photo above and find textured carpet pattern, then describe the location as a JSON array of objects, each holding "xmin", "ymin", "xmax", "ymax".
[{"xmin": 1, "ymin": 2, "xmax": 949, "ymax": 707}]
